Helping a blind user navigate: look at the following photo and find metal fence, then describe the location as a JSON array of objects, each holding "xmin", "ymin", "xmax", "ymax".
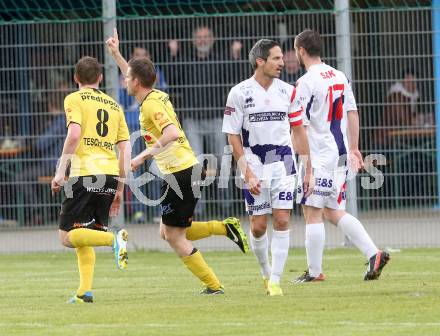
[{"xmin": 0, "ymin": 7, "xmax": 438, "ymax": 250}]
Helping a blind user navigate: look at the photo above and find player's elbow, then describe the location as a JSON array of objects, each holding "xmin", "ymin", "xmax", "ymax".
[
  {"xmin": 118, "ymin": 140, "xmax": 132, "ymax": 156},
  {"xmin": 67, "ymin": 124, "xmax": 82, "ymax": 143}
]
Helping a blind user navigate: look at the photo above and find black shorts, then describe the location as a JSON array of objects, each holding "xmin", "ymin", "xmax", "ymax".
[
  {"xmin": 59, "ymin": 175, "xmax": 118, "ymax": 232},
  {"xmin": 160, "ymin": 164, "xmax": 205, "ymax": 228}
]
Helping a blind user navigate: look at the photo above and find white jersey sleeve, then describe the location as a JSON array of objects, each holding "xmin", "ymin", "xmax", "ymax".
[
  {"xmin": 289, "ymin": 78, "xmax": 312, "ymax": 125},
  {"xmin": 345, "ymin": 79, "xmax": 358, "ymax": 112},
  {"xmin": 222, "ymin": 87, "xmax": 243, "ymax": 134}
]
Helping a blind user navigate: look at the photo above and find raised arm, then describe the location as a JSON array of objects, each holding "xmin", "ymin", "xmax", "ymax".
[{"xmin": 106, "ymin": 28, "xmax": 129, "ymax": 77}]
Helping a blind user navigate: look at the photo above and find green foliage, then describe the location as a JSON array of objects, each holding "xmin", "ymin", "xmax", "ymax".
[{"xmin": 1, "ymin": 248, "xmax": 439, "ymax": 336}]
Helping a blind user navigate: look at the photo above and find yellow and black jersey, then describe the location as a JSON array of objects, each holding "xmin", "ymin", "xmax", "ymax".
[
  {"xmin": 139, "ymin": 89, "xmax": 197, "ymax": 174},
  {"xmin": 64, "ymin": 88, "xmax": 129, "ymax": 177}
]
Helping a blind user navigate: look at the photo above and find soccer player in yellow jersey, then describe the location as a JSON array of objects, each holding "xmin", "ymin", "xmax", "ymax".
[
  {"xmin": 106, "ymin": 29, "xmax": 249, "ymax": 294},
  {"xmin": 51, "ymin": 56, "xmax": 131, "ymax": 303}
]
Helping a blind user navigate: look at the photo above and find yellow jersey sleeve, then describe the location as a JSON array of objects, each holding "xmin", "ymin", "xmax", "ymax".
[
  {"xmin": 64, "ymin": 94, "xmax": 82, "ymax": 127},
  {"xmin": 116, "ymin": 110, "xmax": 130, "ymax": 143},
  {"xmin": 146, "ymin": 100, "xmax": 174, "ymax": 133}
]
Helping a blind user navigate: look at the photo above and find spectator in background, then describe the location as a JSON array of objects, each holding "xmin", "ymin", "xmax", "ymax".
[
  {"xmin": 15, "ymin": 91, "xmax": 67, "ymax": 225},
  {"xmin": 179, "ymin": 26, "xmax": 232, "ymax": 216},
  {"xmin": 384, "ymin": 68, "xmax": 420, "ymax": 131},
  {"xmin": 226, "ymin": 39, "xmax": 250, "ymax": 86},
  {"xmin": 181, "ymin": 25, "xmax": 227, "ymax": 159},
  {"xmin": 280, "ymin": 49, "xmax": 303, "ymax": 84}
]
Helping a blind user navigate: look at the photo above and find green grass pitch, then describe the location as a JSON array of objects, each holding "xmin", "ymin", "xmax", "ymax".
[{"xmin": 1, "ymin": 248, "xmax": 439, "ymax": 336}]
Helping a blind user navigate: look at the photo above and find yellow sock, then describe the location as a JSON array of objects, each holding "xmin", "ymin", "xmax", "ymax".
[
  {"xmin": 186, "ymin": 221, "xmax": 226, "ymax": 241},
  {"xmin": 69, "ymin": 228, "xmax": 113, "ymax": 247},
  {"xmin": 76, "ymin": 246, "xmax": 95, "ymax": 296},
  {"xmin": 181, "ymin": 250, "xmax": 221, "ymax": 290}
]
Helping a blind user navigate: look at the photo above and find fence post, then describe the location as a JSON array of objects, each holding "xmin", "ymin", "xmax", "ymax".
[
  {"xmin": 433, "ymin": 0, "xmax": 440, "ymax": 208},
  {"xmin": 102, "ymin": 0, "xmax": 125, "ymax": 225},
  {"xmin": 335, "ymin": 0, "xmax": 358, "ymax": 219}
]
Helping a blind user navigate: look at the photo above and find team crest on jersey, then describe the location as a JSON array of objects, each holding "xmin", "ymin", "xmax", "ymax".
[
  {"xmin": 244, "ymin": 96, "xmax": 255, "ymax": 108},
  {"xmin": 154, "ymin": 111, "xmax": 164, "ymax": 120}
]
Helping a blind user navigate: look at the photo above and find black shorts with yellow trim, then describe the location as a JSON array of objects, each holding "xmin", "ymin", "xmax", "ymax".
[
  {"xmin": 59, "ymin": 175, "xmax": 118, "ymax": 232},
  {"xmin": 160, "ymin": 164, "xmax": 205, "ymax": 228}
]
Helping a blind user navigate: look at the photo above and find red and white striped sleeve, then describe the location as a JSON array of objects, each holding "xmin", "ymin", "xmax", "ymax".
[{"xmin": 288, "ymin": 80, "xmax": 311, "ymax": 127}]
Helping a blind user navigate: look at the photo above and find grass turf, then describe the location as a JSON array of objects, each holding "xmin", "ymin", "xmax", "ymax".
[{"xmin": 1, "ymin": 248, "xmax": 439, "ymax": 336}]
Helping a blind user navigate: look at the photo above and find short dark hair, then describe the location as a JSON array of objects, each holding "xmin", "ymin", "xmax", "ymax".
[
  {"xmin": 402, "ymin": 68, "xmax": 417, "ymax": 78},
  {"xmin": 128, "ymin": 57, "xmax": 156, "ymax": 88},
  {"xmin": 295, "ymin": 30, "xmax": 321, "ymax": 57},
  {"xmin": 75, "ymin": 56, "xmax": 102, "ymax": 85},
  {"xmin": 249, "ymin": 39, "xmax": 280, "ymax": 70}
]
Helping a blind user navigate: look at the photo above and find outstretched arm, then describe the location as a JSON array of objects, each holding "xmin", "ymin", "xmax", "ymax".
[{"xmin": 106, "ymin": 28, "xmax": 129, "ymax": 77}]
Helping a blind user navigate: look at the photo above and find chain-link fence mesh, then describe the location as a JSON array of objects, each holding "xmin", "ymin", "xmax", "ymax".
[{"xmin": 0, "ymin": 1, "xmax": 438, "ymax": 251}]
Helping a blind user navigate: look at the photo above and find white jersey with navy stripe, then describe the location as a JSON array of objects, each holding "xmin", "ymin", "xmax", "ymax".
[
  {"xmin": 290, "ymin": 63, "xmax": 357, "ymax": 171},
  {"xmin": 222, "ymin": 77, "xmax": 301, "ymax": 180}
]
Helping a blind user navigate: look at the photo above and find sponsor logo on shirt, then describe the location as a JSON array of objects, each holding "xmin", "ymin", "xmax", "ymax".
[
  {"xmin": 154, "ymin": 111, "xmax": 164, "ymax": 120},
  {"xmin": 249, "ymin": 111, "xmax": 286, "ymax": 122}
]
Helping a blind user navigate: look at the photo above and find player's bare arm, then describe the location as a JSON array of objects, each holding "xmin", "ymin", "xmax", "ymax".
[
  {"xmin": 105, "ymin": 28, "xmax": 129, "ymax": 77},
  {"xmin": 110, "ymin": 140, "xmax": 131, "ymax": 217},
  {"xmin": 131, "ymin": 124, "xmax": 180, "ymax": 172},
  {"xmin": 347, "ymin": 110, "xmax": 364, "ymax": 172},
  {"xmin": 227, "ymin": 133, "xmax": 261, "ymax": 195},
  {"xmin": 51, "ymin": 123, "xmax": 81, "ymax": 193},
  {"xmin": 291, "ymin": 124, "xmax": 314, "ymax": 197}
]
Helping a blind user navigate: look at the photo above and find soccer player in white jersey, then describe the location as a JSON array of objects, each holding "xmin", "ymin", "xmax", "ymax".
[
  {"xmin": 223, "ymin": 39, "xmax": 313, "ymax": 296},
  {"xmin": 291, "ymin": 30, "xmax": 390, "ymax": 282}
]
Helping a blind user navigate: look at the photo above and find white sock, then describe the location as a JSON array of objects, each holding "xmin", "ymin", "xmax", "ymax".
[
  {"xmin": 249, "ymin": 231, "xmax": 271, "ymax": 279},
  {"xmin": 305, "ymin": 223, "xmax": 325, "ymax": 277},
  {"xmin": 270, "ymin": 229, "xmax": 290, "ymax": 284},
  {"xmin": 337, "ymin": 213, "xmax": 378, "ymax": 259}
]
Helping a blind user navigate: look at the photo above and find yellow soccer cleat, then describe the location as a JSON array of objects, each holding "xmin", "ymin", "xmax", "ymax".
[
  {"xmin": 267, "ymin": 281, "xmax": 283, "ymax": 296},
  {"xmin": 263, "ymin": 277, "xmax": 269, "ymax": 294},
  {"xmin": 223, "ymin": 217, "xmax": 249, "ymax": 253}
]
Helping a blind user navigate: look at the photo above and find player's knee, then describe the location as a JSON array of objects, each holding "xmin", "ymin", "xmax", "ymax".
[
  {"xmin": 273, "ymin": 217, "xmax": 289, "ymax": 231},
  {"xmin": 60, "ymin": 236, "xmax": 72, "ymax": 248},
  {"xmin": 324, "ymin": 209, "xmax": 345, "ymax": 225},
  {"xmin": 250, "ymin": 224, "xmax": 266, "ymax": 238}
]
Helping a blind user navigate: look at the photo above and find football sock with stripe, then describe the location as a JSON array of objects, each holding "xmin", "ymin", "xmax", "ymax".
[
  {"xmin": 69, "ymin": 228, "xmax": 113, "ymax": 247},
  {"xmin": 186, "ymin": 221, "xmax": 227, "ymax": 241},
  {"xmin": 76, "ymin": 246, "xmax": 95, "ymax": 296}
]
